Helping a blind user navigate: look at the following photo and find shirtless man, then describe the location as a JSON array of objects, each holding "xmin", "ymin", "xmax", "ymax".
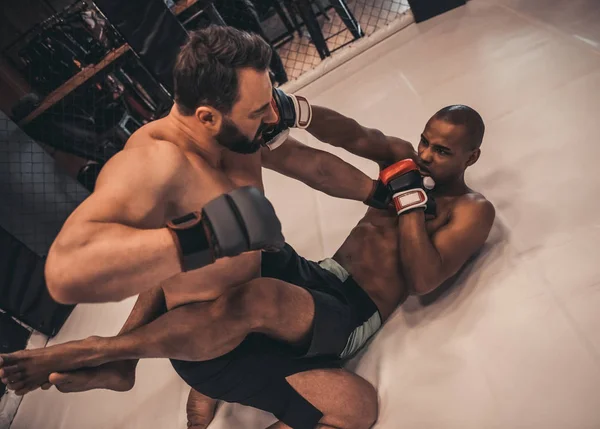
[
  {"xmin": 0, "ymin": 93, "xmax": 494, "ymax": 429},
  {"xmin": 1, "ymin": 26, "xmax": 388, "ymax": 429}
]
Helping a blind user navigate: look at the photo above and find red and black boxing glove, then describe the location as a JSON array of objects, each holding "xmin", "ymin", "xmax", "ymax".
[
  {"xmin": 380, "ymin": 159, "xmax": 436, "ymax": 215},
  {"xmin": 363, "ymin": 178, "xmax": 391, "ymax": 209}
]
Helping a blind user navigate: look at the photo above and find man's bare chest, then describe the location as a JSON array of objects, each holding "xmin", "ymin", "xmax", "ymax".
[{"xmin": 168, "ymin": 159, "xmax": 263, "ymax": 221}]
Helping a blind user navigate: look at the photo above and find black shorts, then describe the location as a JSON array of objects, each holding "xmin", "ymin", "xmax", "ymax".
[
  {"xmin": 261, "ymin": 243, "xmax": 382, "ymax": 359},
  {"xmin": 170, "ymin": 243, "xmax": 381, "ymax": 429},
  {"xmin": 171, "ymin": 334, "xmax": 341, "ymax": 429}
]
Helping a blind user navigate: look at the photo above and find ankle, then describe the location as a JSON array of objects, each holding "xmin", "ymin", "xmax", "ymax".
[{"xmin": 82, "ymin": 336, "xmax": 109, "ymax": 365}]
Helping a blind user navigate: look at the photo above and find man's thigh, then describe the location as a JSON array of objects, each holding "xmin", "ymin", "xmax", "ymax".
[{"xmin": 285, "ymin": 368, "xmax": 378, "ymax": 429}]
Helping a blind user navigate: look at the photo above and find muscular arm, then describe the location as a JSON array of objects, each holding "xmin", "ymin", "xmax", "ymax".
[
  {"xmin": 261, "ymin": 136, "xmax": 373, "ymax": 201},
  {"xmin": 45, "ymin": 143, "xmax": 187, "ymax": 304},
  {"xmin": 307, "ymin": 106, "xmax": 417, "ymax": 166},
  {"xmin": 398, "ymin": 197, "xmax": 495, "ymax": 295}
]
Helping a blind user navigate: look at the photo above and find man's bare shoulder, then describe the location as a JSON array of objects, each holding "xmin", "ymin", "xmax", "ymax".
[
  {"xmin": 453, "ymin": 191, "xmax": 495, "ymax": 227},
  {"xmin": 96, "ymin": 135, "xmax": 192, "ymax": 193}
]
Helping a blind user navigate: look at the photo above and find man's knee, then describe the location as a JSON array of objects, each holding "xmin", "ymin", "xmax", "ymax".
[
  {"xmin": 223, "ymin": 279, "xmax": 282, "ymax": 330},
  {"xmin": 339, "ymin": 375, "xmax": 378, "ymax": 429},
  {"xmin": 358, "ymin": 381, "xmax": 379, "ymax": 429}
]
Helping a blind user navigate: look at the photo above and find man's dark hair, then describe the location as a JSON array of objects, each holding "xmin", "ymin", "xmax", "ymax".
[
  {"xmin": 433, "ymin": 105, "xmax": 485, "ymax": 150},
  {"xmin": 173, "ymin": 26, "xmax": 272, "ymax": 116}
]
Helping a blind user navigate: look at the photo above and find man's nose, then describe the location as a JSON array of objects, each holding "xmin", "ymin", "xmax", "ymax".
[
  {"xmin": 419, "ymin": 147, "xmax": 433, "ymax": 164},
  {"xmin": 264, "ymin": 101, "xmax": 279, "ymax": 125}
]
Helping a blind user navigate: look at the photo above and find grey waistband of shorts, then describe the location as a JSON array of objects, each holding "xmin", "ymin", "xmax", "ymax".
[{"xmin": 318, "ymin": 258, "xmax": 350, "ymax": 282}]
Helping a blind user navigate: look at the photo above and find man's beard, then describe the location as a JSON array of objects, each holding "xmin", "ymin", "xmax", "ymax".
[{"xmin": 215, "ymin": 117, "xmax": 266, "ymax": 154}]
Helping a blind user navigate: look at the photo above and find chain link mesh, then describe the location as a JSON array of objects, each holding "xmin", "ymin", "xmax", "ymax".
[{"xmin": 0, "ymin": 0, "xmax": 410, "ymax": 257}]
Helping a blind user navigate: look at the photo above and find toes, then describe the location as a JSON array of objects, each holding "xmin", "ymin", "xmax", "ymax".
[
  {"xmin": 3, "ymin": 373, "xmax": 24, "ymax": 385},
  {"xmin": 7, "ymin": 381, "xmax": 27, "ymax": 392},
  {"xmin": 0, "ymin": 365, "xmax": 24, "ymax": 378},
  {"xmin": 0, "ymin": 364, "xmax": 22, "ymax": 377},
  {"xmin": 48, "ymin": 372, "xmax": 69, "ymax": 385},
  {"xmin": 14, "ymin": 385, "xmax": 34, "ymax": 396},
  {"xmin": 0, "ymin": 354, "xmax": 19, "ymax": 366}
]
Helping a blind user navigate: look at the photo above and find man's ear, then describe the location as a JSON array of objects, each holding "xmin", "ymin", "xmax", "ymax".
[
  {"xmin": 195, "ymin": 106, "xmax": 222, "ymax": 133},
  {"xmin": 466, "ymin": 148, "xmax": 480, "ymax": 167}
]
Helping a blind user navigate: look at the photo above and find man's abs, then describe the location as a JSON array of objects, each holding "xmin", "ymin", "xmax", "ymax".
[{"xmin": 333, "ymin": 210, "xmax": 408, "ymax": 320}]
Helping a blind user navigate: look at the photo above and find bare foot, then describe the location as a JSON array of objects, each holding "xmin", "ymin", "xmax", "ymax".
[
  {"xmin": 186, "ymin": 388, "xmax": 217, "ymax": 429},
  {"xmin": 48, "ymin": 360, "xmax": 136, "ymax": 393},
  {"xmin": 0, "ymin": 336, "xmax": 106, "ymax": 396}
]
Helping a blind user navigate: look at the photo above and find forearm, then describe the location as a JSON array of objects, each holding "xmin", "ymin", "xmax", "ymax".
[
  {"xmin": 308, "ymin": 151, "xmax": 374, "ymax": 201},
  {"xmin": 46, "ymin": 223, "xmax": 181, "ymax": 304},
  {"xmin": 263, "ymin": 139, "xmax": 374, "ymax": 202},
  {"xmin": 397, "ymin": 211, "xmax": 443, "ymax": 295},
  {"xmin": 306, "ymin": 106, "xmax": 372, "ymax": 149}
]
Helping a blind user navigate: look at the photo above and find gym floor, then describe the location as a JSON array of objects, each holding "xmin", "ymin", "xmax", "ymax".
[{"xmin": 7, "ymin": 0, "xmax": 600, "ymax": 427}]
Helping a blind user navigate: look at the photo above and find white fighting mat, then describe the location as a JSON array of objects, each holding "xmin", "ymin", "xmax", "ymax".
[{"xmin": 9, "ymin": 0, "xmax": 600, "ymax": 427}]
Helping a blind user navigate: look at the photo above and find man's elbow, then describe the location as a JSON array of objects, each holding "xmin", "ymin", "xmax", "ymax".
[
  {"xmin": 45, "ymin": 252, "xmax": 101, "ymax": 304},
  {"xmin": 45, "ymin": 260, "xmax": 79, "ymax": 304}
]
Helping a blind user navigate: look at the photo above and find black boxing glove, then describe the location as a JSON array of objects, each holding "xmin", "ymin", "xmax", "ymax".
[
  {"xmin": 262, "ymin": 88, "xmax": 313, "ymax": 150},
  {"xmin": 380, "ymin": 159, "xmax": 435, "ymax": 216},
  {"xmin": 364, "ymin": 179, "xmax": 391, "ymax": 209},
  {"xmin": 167, "ymin": 186, "xmax": 285, "ymax": 272},
  {"xmin": 424, "ymin": 193, "xmax": 437, "ymax": 218}
]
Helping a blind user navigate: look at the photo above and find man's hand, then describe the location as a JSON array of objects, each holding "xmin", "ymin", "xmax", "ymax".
[
  {"xmin": 380, "ymin": 159, "xmax": 435, "ymax": 215},
  {"xmin": 262, "ymin": 88, "xmax": 313, "ymax": 150},
  {"xmin": 167, "ymin": 186, "xmax": 285, "ymax": 272}
]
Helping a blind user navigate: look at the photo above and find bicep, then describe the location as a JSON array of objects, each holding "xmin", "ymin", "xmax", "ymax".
[{"xmin": 432, "ymin": 200, "xmax": 495, "ymax": 279}]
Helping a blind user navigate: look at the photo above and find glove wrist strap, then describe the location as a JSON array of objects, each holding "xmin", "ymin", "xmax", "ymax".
[
  {"xmin": 290, "ymin": 94, "xmax": 312, "ymax": 128},
  {"xmin": 392, "ymin": 189, "xmax": 428, "ymax": 215},
  {"xmin": 167, "ymin": 212, "xmax": 215, "ymax": 272}
]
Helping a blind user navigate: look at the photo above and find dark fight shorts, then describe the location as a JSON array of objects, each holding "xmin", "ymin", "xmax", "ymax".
[
  {"xmin": 171, "ymin": 334, "xmax": 341, "ymax": 429},
  {"xmin": 170, "ymin": 243, "xmax": 382, "ymax": 428},
  {"xmin": 261, "ymin": 243, "xmax": 382, "ymax": 359}
]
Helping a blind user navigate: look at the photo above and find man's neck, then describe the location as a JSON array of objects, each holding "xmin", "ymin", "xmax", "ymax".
[
  {"xmin": 166, "ymin": 107, "xmax": 224, "ymax": 168},
  {"xmin": 433, "ymin": 175, "xmax": 469, "ymax": 197}
]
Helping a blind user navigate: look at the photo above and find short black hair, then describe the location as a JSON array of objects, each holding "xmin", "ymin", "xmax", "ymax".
[
  {"xmin": 433, "ymin": 105, "xmax": 485, "ymax": 150},
  {"xmin": 173, "ymin": 26, "xmax": 272, "ymax": 116}
]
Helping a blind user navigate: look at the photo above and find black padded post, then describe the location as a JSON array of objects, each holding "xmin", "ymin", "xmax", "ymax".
[
  {"xmin": 407, "ymin": 0, "xmax": 466, "ymax": 23},
  {"xmin": 92, "ymin": 0, "xmax": 190, "ymax": 95}
]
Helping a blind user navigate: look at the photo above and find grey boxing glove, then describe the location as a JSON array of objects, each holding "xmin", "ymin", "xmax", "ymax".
[{"xmin": 167, "ymin": 186, "xmax": 285, "ymax": 271}]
